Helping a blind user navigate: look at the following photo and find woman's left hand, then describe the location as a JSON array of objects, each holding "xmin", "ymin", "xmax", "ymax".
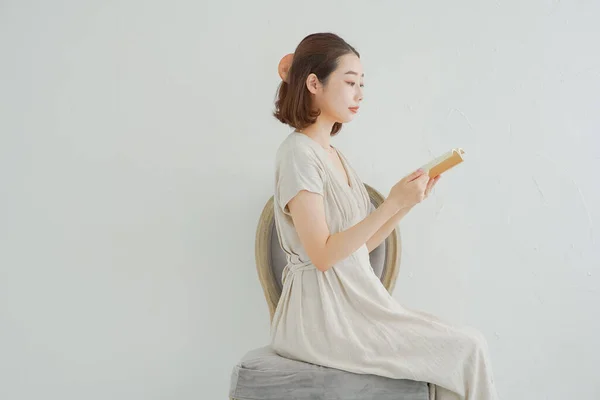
[{"xmin": 423, "ymin": 175, "xmax": 441, "ymax": 200}]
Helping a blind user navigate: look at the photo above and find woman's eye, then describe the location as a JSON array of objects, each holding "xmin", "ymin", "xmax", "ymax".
[{"xmin": 347, "ymin": 82, "xmax": 365, "ymax": 88}]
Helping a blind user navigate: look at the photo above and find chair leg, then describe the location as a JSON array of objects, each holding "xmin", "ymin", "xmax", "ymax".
[{"xmin": 428, "ymin": 383, "xmax": 436, "ymax": 400}]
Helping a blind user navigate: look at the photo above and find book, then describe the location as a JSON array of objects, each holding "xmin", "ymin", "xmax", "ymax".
[{"xmin": 420, "ymin": 148, "xmax": 465, "ymax": 178}]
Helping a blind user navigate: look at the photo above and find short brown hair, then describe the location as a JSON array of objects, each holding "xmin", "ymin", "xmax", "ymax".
[{"xmin": 273, "ymin": 33, "xmax": 360, "ymax": 136}]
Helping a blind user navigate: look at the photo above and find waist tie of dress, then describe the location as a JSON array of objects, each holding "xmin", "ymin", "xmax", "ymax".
[
  {"xmin": 281, "ymin": 261, "xmax": 317, "ymax": 287},
  {"xmin": 270, "ymin": 261, "xmax": 319, "ymax": 340}
]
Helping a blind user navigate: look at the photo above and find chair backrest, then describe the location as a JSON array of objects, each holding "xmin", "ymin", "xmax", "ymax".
[{"xmin": 255, "ymin": 183, "xmax": 402, "ymax": 321}]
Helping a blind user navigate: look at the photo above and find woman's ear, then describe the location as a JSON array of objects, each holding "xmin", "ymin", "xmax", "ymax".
[{"xmin": 305, "ymin": 73, "xmax": 320, "ymax": 95}]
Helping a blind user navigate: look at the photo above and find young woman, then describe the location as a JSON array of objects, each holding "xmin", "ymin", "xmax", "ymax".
[{"xmin": 270, "ymin": 32, "xmax": 499, "ymax": 400}]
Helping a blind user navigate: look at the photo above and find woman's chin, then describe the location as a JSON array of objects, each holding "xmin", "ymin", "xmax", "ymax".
[{"xmin": 340, "ymin": 114, "xmax": 356, "ymax": 123}]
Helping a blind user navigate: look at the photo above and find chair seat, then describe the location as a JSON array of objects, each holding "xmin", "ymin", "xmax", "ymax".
[{"xmin": 229, "ymin": 345, "xmax": 430, "ymax": 400}]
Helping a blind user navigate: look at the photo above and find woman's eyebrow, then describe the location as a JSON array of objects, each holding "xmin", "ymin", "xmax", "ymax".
[{"xmin": 344, "ymin": 71, "xmax": 365, "ymax": 77}]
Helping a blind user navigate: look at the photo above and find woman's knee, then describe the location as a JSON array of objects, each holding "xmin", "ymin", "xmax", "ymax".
[{"xmin": 462, "ymin": 326, "xmax": 489, "ymax": 351}]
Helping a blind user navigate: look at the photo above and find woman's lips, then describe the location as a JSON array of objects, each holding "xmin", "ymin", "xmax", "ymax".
[{"xmin": 349, "ymin": 107, "xmax": 359, "ymax": 113}]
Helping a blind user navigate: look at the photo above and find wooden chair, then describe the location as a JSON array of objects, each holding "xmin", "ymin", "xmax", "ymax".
[{"xmin": 229, "ymin": 183, "xmax": 433, "ymax": 400}]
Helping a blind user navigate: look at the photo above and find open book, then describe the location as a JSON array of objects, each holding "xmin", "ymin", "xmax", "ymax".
[{"xmin": 420, "ymin": 148, "xmax": 465, "ymax": 178}]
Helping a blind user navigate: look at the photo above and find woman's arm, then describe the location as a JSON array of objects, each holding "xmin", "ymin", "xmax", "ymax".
[
  {"xmin": 286, "ymin": 170, "xmax": 437, "ymax": 272},
  {"xmin": 288, "ymin": 191, "xmax": 401, "ymax": 272},
  {"xmin": 365, "ymin": 205, "xmax": 413, "ymax": 253},
  {"xmin": 365, "ymin": 174, "xmax": 441, "ymax": 252}
]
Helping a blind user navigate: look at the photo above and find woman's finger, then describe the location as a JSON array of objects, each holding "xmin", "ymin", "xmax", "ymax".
[
  {"xmin": 426, "ymin": 176, "xmax": 436, "ymax": 191},
  {"xmin": 425, "ymin": 175, "xmax": 441, "ymax": 198},
  {"xmin": 406, "ymin": 169, "xmax": 426, "ymax": 182}
]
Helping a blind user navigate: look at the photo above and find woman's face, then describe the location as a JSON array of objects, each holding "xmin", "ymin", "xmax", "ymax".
[{"xmin": 308, "ymin": 53, "xmax": 364, "ymax": 124}]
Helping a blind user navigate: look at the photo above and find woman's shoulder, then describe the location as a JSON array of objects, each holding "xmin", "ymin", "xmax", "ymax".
[{"xmin": 276, "ymin": 131, "xmax": 322, "ymax": 163}]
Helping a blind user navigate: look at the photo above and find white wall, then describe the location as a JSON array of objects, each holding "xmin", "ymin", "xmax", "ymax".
[{"xmin": 1, "ymin": 1, "xmax": 598, "ymax": 399}]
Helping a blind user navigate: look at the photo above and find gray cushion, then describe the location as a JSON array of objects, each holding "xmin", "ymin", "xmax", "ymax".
[
  {"xmin": 270, "ymin": 200, "xmax": 387, "ymax": 290},
  {"xmin": 229, "ymin": 345, "xmax": 429, "ymax": 400}
]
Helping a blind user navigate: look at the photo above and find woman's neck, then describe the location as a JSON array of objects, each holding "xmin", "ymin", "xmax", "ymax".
[{"xmin": 297, "ymin": 118, "xmax": 336, "ymax": 149}]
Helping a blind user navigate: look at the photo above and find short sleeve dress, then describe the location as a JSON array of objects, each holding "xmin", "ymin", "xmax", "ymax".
[{"xmin": 270, "ymin": 131, "xmax": 499, "ymax": 400}]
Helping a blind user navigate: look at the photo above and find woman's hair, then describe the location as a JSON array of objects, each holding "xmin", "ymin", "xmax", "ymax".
[{"xmin": 273, "ymin": 33, "xmax": 360, "ymax": 136}]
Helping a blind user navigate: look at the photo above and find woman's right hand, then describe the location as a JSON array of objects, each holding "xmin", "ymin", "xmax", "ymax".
[{"xmin": 387, "ymin": 169, "xmax": 430, "ymax": 209}]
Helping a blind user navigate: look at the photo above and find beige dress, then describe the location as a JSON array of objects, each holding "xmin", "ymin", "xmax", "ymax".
[{"xmin": 271, "ymin": 131, "xmax": 499, "ymax": 400}]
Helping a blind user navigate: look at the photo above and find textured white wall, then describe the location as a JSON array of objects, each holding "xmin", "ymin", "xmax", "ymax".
[{"xmin": 1, "ymin": 1, "xmax": 598, "ymax": 399}]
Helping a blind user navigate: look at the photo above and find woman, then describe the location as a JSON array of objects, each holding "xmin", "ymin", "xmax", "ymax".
[{"xmin": 270, "ymin": 32, "xmax": 499, "ymax": 400}]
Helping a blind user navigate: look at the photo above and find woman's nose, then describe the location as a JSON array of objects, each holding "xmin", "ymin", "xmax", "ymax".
[{"xmin": 356, "ymin": 89, "xmax": 363, "ymax": 102}]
